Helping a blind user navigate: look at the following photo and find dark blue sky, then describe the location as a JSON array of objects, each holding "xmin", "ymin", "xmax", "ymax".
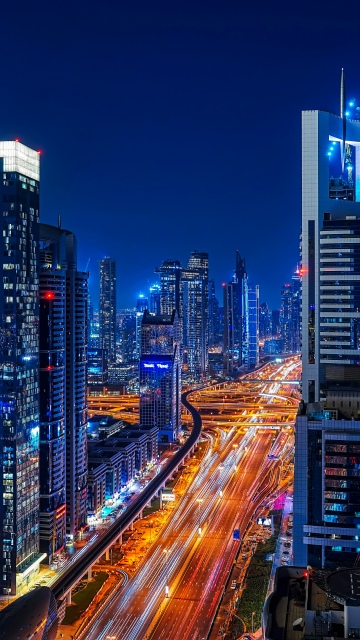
[{"xmin": 2, "ymin": 0, "xmax": 360, "ymax": 309}]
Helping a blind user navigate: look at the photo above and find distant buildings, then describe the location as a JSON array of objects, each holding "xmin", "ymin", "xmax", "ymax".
[
  {"xmin": 279, "ymin": 271, "xmax": 301, "ymax": 354},
  {"xmin": 294, "ymin": 74, "xmax": 360, "ymax": 568},
  {"xmin": 99, "ymin": 257, "xmax": 117, "ymax": 364},
  {"xmin": 223, "ymin": 252, "xmax": 259, "ymax": 372},
  {"xmin": 0, "ymin": 141, "xmax": 42, "ymax": 595},
  {"xmin": 140, "ymin": 310, "xmax": 181, "ymax": 442},
  {"xmin": 154, "ymin": 252, "xmax": 209, "ymax": 382}
]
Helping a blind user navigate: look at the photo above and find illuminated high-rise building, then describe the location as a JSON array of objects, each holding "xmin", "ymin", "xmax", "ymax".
[
  {"xmin": 139, "ymin": 310, "xmax": 181, "ymax": 442},
  {"xmin": 99, "ymin": 257, "xmax": 116, "ymax": 364},
  {"xmin": 0, "ymin": 141, "xmax": 42, "ymax": 594},
  {"xmin": 183, "ymin": 251, "xmax": 209, "ymax": 380},
  {"xmin": 280, "ymin": 283, "xmax": 292, "ymax": 353},
  {"xmin": 149, "ymin": 283, "xmax": 161, "ymax": 315},
  {"xmin": 294, "ymin": 72, "xmax": 360, "ymax": 569},
  {"xmin": 155, "ymin": 259, "xmax": 182, "ymax": 316},
  {"xmin": 246, "ymin": 283, "xmax": 259, "ymax": 369},
  {"xmin": 291, "ymin": 269, "xmax": 301, "ymax": 353},
  {"xmin": 223, "ymin": 252, "xmax": 248, "ymax": 372},
  {"xmin": 208, "ymin": 279, "xmax": 220, "ymax": 347},
  {"xmin": 39, "ymin": 224, "xmax": 88, "ymax": 543}
]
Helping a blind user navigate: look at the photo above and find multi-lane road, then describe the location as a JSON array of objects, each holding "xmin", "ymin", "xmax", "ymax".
[{"xmin": 74, "ymin": 358, "xmax": 299, "ymax": 640}]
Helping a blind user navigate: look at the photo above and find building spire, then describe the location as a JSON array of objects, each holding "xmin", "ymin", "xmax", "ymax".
[
  {"xmin": 340, "ymin": 67, "xmax": 345, "ymax": 118},
  {"xmin": 340, "ymin": 68, "xmax": 346, "ymax": 173}
]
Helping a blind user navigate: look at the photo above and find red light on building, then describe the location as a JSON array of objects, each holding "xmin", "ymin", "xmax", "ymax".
[
  {"xmin": 45, "ymin": 292, "xmax": 55, "ymax": 299},
  {"xmin": 304, "ymin": 571, "xmax": 308, "ymax": 578},
  {"xmin": 37, "ymin": 150, "xmax": 42, "ymax": 155},
  {"xmin": 299, "ymin": 268, "xmax": 306, "ymax": 277},
  {"xmin": 15, "ymin": 138, "xmax": 19, "ymax": 142}
]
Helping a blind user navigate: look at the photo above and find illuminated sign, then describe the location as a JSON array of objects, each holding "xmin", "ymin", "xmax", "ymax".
[
  {"xmin": 162, "ymin": 492, "xmax": 175, "ymax": 502},
  {"xmin": 143, "ymin": 363, "xmax": 169, "ymax": 369},
  {"xmin": 257, "ymin": 517, "xmax": 272, "ymax": 526}
]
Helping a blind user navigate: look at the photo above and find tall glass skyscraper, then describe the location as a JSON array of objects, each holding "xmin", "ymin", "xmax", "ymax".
[
  {"xmin": 139, "ymin": 310, "xmax": 181, "ymax": 442},
  {"xmin": 99, "ymin": 257, "xmax": 116, "ymax": 364},
  {"xmin": 183, "ymin": 251, "xmax": 209, "ymax": 380},
  {"xmin": 246, "ymin": 284, "xmax": 259, "ymax": 369},
  {"xmin": 294, "ymin": 74, "xmax": 360, "ymax": 568},
  {"xmin": 39, "ymin": 224, "xmax": 88, "ymax": 542},
  {"xmin": 0, "ymin": 141, "xmax": 42, "ymax": 594}
]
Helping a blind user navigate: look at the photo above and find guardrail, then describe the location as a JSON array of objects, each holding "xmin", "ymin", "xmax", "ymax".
[{"xmin": 52, "ymin": 389, "xmax": 203, "ymax": 600}]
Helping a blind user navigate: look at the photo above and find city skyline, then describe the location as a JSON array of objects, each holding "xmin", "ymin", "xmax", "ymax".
[{"xmin": 4, "ymin": 2, "xmax": 360, "ymax": 310}]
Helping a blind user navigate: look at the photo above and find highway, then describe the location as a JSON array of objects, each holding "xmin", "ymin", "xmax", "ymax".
[
  {"xmin": 51, "ymin": 390, "xmax": 202, "ymax": 601},
  {"xmin": 74, "ymin": 359, "xmax": 298, "ymax": 640}
]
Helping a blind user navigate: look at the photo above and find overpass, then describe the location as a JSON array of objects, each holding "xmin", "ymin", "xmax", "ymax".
[
  {"xmin": 239, "ymin": 379, "xmax": 300, "ymax": 384},
  {"xmin": 52, "ymin": 390, "xmax": 202, "ymax": 605}
]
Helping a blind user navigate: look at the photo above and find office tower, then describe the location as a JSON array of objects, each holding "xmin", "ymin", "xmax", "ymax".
[
  {"xmin": 136, "ymin": 294, "xmax": 148, "ymax": 313},
  {"xmin": 120, "ymin": 313, "xmax": 137, "ymax": 362},
  {"xmin": 155, "ymin": 259, "xmax": 182, "ymax": 315},
  {"xmin": 259, "ymin": 302, "xmax": 272, "ymax": 341},
  {"xmin": 291, "ymin": 269, "xmax": 301, "ymax": 353},
  {"xmin": 223, "ymin": 252, "xmax": 248, "ymax": 373},
  {"xmin": 99, "ymin": 257, "xmax": 116, "ymax": 364},
  {"xmin": 88, "ymin": 348, "xmax": 108, "ymax": 385},
  {"xmin": 246, "ymin": 284, "xmax": 259, "ymax": 369},
  {"xmin": 294, "ymin": 72, "xmax": 360, "ymax": 568},
  {"xmin": 39, "ymin": 246, "xmax": 66, "ymax": 562},
  {"xmin": 280, "ymin": 283, "xmax": 292, "ymax": 353},
  {"xmin": 139, "ymin": 310, "xmax": 181, "ymax": 442},
  {"xmin": 223, "ymin": 282, "xmax": 236, "ymax": 373},
  {"xmin": 233, "ymin": 251, "xmax": 247, "ymax": 362},
  {"xmin": 208, "ymin": 279, "xmax": 220, "ymax": 347},
  {"xmin": 39, "ymin": 224, "xmax": 88, "ymax": 541},
  {"xmin": 271, "ymin": 309, "xmax": 280, "ymax": 336},
  {"xmin": 183, "ymin": 251, "xmax": 209, "ymax": 380},
  {"xmin": 0, "ymin": 141, "xmax": 41, "ymax": 595},
  {"xmin": 149, "ymin": 283, "xmax": 161, "ymax": 315}
]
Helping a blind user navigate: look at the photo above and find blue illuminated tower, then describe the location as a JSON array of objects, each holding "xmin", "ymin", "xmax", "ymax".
[
  {"xmin": 0, "ymin": 142, "xmax": 42, "ymax": 594},
  {"xmin": 139, "ymin": 310, "xmax": 181, "ymax": 442}
]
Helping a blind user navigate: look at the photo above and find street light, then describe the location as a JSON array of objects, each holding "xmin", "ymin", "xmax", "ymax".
[
  {"xmin": 252, "ymin": 611, "xmax": 255, "ymax": 633},
  {"xmin": 163, "ymin": 548, "xmax": 170, "ymax": 597}
]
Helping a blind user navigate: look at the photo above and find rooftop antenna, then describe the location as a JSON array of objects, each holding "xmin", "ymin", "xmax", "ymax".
[
  {"xmin": 58, "ymin": 213, "xmax": 61, "ymax": 229},
  {"xmin": 340, "ymin": 68, "xmax": 346, "ymax": 173}
]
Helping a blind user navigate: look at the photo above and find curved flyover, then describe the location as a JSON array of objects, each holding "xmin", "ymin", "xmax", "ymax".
[{"xmin": 52, "ymin": 390, "xmax": 202, "ymax": 600}]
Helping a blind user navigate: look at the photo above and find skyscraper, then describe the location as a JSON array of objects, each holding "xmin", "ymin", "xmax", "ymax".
[
  {"xmin": 139, "ymin": 310, "xmax": 181, "ymax": 442},
  {"xmin": 39, "ymin": 224, "xmax": 88, "ymax": 542},
  {"xmin": 99, "ymin": 257, "xmax": 116, "ymax": 364},
  {"xmin": 294, "ymin": 73, "xmax": 360, "ymax": 568},
  {"xmin": 280, "ymin": 283, "xmax": 292, "ymax": 353},
  {"xmin": 155, "ymin": 259, "xmax": 182, "ymax": 316},
  {"xmin": 208, "ymin": 279, "xmax": 220, "ymax": 347},
  {"xmin": 246, "ymin": 284, "xmax": 259, "ymax": 369},
  {"xmin": 0, "ymin": 141, "xmax": 42, "ymax": 594},
  {"xmin": 290, "ymin": 269, "xmax": 301, "ymax": 353},
  {"xmin": 183, "ymin": 251, "xmax": 209, "ymax": 380},
  {"xmin": 149, "ymin": 283, "xmax": 161, "ymax": 315}
]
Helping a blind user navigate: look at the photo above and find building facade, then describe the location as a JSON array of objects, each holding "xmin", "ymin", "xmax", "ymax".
[
  {"xmin": 183, "ymin": 250, "xmax": 209, "ymax": 380},
  {"xmin": 246, "ymin": 283, "xmax": 260, "ymax": 369},
  {"xmin": 294, "ymin": 74, "xmax": 360, "ymax": 568},
  {"xmin": 39, "ymin": 224, "xmax": 88, "ymax": 542},
  {"xmin": 0, "ymin": 141, "xmax": 43, "ymax": 595},
  {"xmin": 99, "ymin": 257, "xmax": 116, "ymax": 365},
  {"xmin": 139, "ymin": 310, "xmax": 181, "ymax": 442}
]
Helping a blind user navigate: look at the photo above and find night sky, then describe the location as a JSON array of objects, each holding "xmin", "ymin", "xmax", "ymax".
[{"xmin": 2, "ymin": 0, "xmax": 360, "ymax": 310}]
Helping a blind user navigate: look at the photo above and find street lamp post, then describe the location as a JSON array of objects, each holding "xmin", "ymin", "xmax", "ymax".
[{"xmin": 252, "ymin": 611, "xmax": 255, "ymax": 633}]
